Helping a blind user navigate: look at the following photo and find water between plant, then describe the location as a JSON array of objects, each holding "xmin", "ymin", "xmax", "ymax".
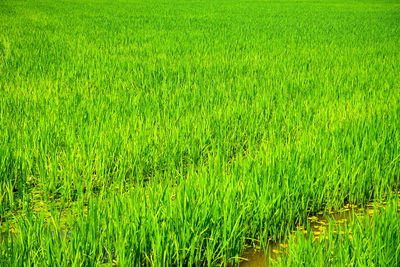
[{"xmin": 237, "ymin": 202, "xmax": 393, "ymax": 267}]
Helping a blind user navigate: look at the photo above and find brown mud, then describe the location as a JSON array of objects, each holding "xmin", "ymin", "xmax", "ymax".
[{"xmin": 237, "ymin": 199, "xmax": 400, "ymax": 267}]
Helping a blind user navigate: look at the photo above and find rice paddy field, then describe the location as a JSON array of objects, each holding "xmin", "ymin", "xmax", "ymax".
[{"xmin": 1, "ymin": 0, "xmax": 400, "ymax": 265}]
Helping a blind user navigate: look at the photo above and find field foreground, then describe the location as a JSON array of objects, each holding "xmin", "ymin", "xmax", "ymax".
[{"xmin": 1, "ymin": 0, "xmax": 400, "ymax": 265}]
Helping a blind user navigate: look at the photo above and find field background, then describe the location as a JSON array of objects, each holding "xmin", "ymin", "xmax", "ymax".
[{"xmin": 1, "ymin": 0, "xmax": 400, "ymax": 265}]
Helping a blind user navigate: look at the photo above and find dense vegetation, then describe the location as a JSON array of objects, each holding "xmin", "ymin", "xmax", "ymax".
[
  {"xmin": 1, "ymin": 0, "xmax": 399, "ymax": 265},
  {"xmin": 277, "ymin": 197, "xmax": 400, "ymax": 266}
]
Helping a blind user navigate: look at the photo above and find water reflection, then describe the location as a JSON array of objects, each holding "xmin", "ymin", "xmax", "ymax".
[{"xmin": 237, "ymin": 201, "xmax": 396, "ymax": 267}]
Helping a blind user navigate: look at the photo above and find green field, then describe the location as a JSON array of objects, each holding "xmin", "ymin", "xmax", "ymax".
[{"xmin": 1, "ymin": 0, "xmax": 400, "ymax": 265}]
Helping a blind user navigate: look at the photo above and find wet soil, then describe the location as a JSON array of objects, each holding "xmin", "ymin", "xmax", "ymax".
[{"xmin": 237, "ymin": 200, "xmax": 399, "ymax": 267}]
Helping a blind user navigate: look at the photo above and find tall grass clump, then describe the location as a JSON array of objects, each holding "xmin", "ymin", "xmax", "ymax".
[{"xmin": 277, "ymin": 196, "xmax": 400, "ymax": 266}]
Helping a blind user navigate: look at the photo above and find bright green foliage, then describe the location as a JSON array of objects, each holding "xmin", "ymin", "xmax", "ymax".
[
  {"xmin": 0, "ymin": 0, "xmax": 399, "ymax": 265},
  {"xmin": 278, "ymin": 197, "xmax": 400, "ymax": 266}
]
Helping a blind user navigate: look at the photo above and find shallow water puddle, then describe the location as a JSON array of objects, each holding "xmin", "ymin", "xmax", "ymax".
[{"xmin": 237, "ymin": 201, "xmax": 396, "ymax": 267}]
